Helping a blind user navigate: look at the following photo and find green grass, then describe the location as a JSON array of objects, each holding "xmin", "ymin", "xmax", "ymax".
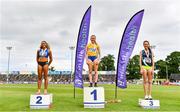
[{"xmin": 0, "ymin": 84, "xmax": 180, "ymax": 111}]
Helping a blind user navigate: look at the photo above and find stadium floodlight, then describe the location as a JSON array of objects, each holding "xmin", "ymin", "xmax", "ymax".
[
  {"xmin": 69, "ymin": 46, "xmax": 75, "ymax": 83},
  {"xmin": 6, "ymin": 46, "xmax": 12, "ymax": 83}
]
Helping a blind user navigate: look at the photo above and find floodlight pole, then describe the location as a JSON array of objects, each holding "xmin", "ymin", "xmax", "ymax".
[{"xmin": 6, "ymin": 46, "xmax": 12, "ymax": 83}]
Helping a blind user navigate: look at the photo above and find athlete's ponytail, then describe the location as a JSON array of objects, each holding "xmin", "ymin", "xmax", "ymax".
[
  {"xmin": 95, "ymin": 40, "xmax": 97, "ymax": 45},
  {"xmin": 148, "ymin": 47, "xmax": 152, "ymax": 54}
]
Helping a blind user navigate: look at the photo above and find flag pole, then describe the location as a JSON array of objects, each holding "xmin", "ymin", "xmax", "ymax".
[
  {"xmin": 115, "ymin": 81, "xmax": 118, "ymax": 99},
  {"xmin": 74, "ymin": 84, "xmax": 76, "ymax": 99}
]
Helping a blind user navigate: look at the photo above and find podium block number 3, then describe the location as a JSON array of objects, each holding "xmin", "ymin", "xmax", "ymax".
[
  {"xmin": 149, "ymin": 100, "xmax": 153, "ymax": 106},
  {"xmin": 91, "ymin": 89, "xmax": 97, "ymax": 100},
  {"xmin": 36, "ymin": 96, "xmax": 42, "ymax": 104}
]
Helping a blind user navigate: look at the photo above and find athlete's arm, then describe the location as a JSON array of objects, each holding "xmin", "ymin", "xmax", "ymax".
[
  {"xmin": 85, "ymin": 45, "xmax": 88, "ymax": 60},
  {"xmin": 97, "ymin": 45, "xmax": 101, "ymax": 60},
  {"xmin": 139, "ymin": 51, "xmax": 142, "ymax": 67},
  {"xmin": 48, "ymin": 50, "xmax": 53, "ymax": 66},
  {"xmin": 36, "ymin": 50, "xmax": 39, "ymax": 63},
  {"xmin": 139, "ymin": 51, "xmax": 143, "ymax": 74},
  {"xmin": 152, "ymin": 51, "xmax": 155, "ymax": 70}
]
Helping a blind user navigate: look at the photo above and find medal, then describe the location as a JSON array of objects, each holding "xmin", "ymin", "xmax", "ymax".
[
  {"xmin": 144, "ymin": 49, "xmax": 151, "ymax": 64},
  {"xmin": 145, "ymin": 57, "xmax": 151, "ymax": 63}
]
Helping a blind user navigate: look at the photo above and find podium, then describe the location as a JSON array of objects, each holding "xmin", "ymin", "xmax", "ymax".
[
  {"xmin": 139, "ymin": 99, "xmax": 160, "ymax": 109},
  {"xmin": 84, "ymin": 87, "xmax": 105, "ymax": 108},
  {"xmin": 30, "ymin": 94, "xmax": 53, "ymax": 109}
]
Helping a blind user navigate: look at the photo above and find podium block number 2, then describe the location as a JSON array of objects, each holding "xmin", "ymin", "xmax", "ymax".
[
  {"xmin": 36, "ymin": 96, "xmax": 42, "ymax": 104},
  {"xmin": 91, "ymin": 89, "xmax": 97, "ymax": 100}
]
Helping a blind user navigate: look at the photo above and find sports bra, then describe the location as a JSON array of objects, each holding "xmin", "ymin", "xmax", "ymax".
[{"xmin": 38, "ymin": 48, "xmax": 49, "ymax": 58}]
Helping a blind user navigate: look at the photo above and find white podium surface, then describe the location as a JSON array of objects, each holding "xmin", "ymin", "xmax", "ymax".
[
  {"xmin": 84, "ymin": 87, "xmax": 105, "ymax": 108},
  {"xmin": 139, "ymin": 99, "xmax": 160, "ymax": 109},
  {"xmin": 30, "ymin": 94, "xmax": 53, "ymax": 109}
]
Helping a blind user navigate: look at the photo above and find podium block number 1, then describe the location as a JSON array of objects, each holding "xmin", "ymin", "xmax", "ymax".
[
  {"xmin": 36, "ymin": 96, "xmax": 42, "ymax": 104},
  {"xmin": 91, "ymin": 89, "xmax": 97, "ymax": 100},
  {"xmin": 84, "ymin": 87, "xmax": 105, "ymax": 108}
]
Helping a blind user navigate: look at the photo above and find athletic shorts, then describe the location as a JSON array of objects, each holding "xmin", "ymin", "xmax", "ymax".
[
  {"xmin": 38, "ymin": 62, "xmax": 48, "ymax": 67},
  {"xmin": 142, "ymin": 65, "xmax": 152, "ymax": 70},
  {"xmin": 88, "ymin": 56, "xmax": 97, "ymax": 62}
]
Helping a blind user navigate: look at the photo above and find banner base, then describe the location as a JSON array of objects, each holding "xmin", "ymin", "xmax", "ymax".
[{"xmin": 105, "ymin": 99, "xmax": 121, "ymax": 103}]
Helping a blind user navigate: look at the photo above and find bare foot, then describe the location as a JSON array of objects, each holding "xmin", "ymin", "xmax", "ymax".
[{"xmin": 36, "ymin": 90, "xmax": 41, "ymax": 95}]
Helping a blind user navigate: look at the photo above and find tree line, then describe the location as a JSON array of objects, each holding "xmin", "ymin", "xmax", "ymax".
[{"xmin": 98, "ymin": 51, "xmax": 180, "ymax": 79}]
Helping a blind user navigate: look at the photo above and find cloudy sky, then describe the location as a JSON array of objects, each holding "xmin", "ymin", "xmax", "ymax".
[{"xmin": 0, "ymin": 0, "xmax": 180, "ymax": 72}]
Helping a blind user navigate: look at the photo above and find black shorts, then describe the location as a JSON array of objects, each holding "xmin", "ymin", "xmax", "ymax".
[{"xmin": 38, "ymin": 62, "xmax": 48, "ymax": 67}]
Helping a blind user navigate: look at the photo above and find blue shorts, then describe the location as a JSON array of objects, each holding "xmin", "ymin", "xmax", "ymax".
[{"xmin": 88, "ymin": 56, "xmax": 97, "ymax": 62}]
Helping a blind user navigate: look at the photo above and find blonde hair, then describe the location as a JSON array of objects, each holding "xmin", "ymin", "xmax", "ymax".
[
  {"xmin": 40, "ymin": 40, "xmax": 50, "ymax": 49},
  {"xmin": 91, "ymin": 35, "xmax": 97, "ymax": 45}
]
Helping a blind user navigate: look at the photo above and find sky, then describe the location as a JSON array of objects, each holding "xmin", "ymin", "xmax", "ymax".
[{"xmin": 0, "ymin": 0, "xmax": 180, "ymax": 72}]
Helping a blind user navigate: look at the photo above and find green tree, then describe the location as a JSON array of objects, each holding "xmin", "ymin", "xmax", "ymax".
[
  {"xmin": 126, "ymin": 55, "xmax": 141, "ymax": 80},
  {"xmin": 166, "ymin": 51, "xmax": 180, "ymax": 75},
  {"xmin": 155, "ymin": 59, "xmax": 166, "ymax": 78},
  {"xmin": 98, "ymin": 54, "xmax": 115, "ymax": 71}
]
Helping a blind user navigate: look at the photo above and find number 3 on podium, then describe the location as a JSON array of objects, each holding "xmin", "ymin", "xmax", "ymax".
[
  {"xmin": 149, "ymin": 100, "xmax": 153, "ymax": 106},
  {"xmin": 91, "ymin": 89, "xmax": 97, "ymax": 100},
  {"xmin": 36, "ymin": 96, "xmax": 42, "ymax": 104}
]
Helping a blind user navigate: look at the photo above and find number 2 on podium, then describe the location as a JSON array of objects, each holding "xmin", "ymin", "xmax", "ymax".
[
  {"xmin": 91, "ymin": 89, "xmax": 97, "ymax": 100},
  {"xmin": 36, "ymin": 96, "xmax": 42, "ymax": 104}
]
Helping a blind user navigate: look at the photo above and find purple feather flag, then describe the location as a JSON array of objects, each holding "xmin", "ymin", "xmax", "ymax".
[
  {"xmin": 116, "ymin": 10, "xmax": 144, "ymax": 88},
  {"xmin": 74, "ymin": 6, "xmax": 91, "ymax": 88}
]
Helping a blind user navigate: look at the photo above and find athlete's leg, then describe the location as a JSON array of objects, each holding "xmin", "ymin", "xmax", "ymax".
[
  {"xmin": 37, "ymin": 64, "xmax": 43, "ymax": 94},
  {"xmin": 93, "ymin": 58, "xmax": 99, "ymax": 86},
  {"xmin": 43, "ymin": 64, "xmax": 49, "ymax": 94},
  {"xmin": 87, "ymin": 59, "xmax": 93, "ymax": 86},
  {"xmin": 142, "ymin": 69, "xmax": 148, "ymax": 99},
  {"xmin": 147, "ymin": 69, "xmax": 153, "ymax": 99}
]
